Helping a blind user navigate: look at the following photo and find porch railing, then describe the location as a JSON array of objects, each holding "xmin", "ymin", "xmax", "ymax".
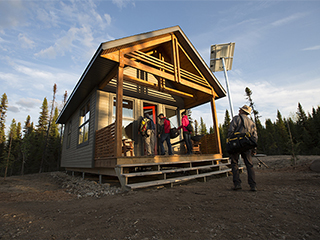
[{"xmin": 95, "ymin": 122, "xmax": 116, "ymax": 159}]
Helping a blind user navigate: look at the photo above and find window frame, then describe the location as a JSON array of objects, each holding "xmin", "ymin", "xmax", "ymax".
[
  {"xmin": 66, "ymin": 120, "xmax": 72, "ymax": 149},
  {"xmin": 78, "ymin": 100, "xmax": 91, "ymax": 146},
  {"xmin": 112, "ymin": 96, "xmax": 135, "ymax": 139}
]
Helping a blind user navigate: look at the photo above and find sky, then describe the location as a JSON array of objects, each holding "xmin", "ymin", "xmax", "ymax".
[{"xmin": 1, "ymin": 0, "xmax": 320, "ymax": 133}]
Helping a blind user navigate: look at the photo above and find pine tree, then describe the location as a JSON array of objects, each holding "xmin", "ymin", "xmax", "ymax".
[
  {"xmin": 37, "ymin": 98, "xmax": 49, "ymax": 132},
  {"xmin": 40, "ymin": 84, "xmax": 57, "ymax": 173},
  {"xmin": 274, "ymin": 110, "xmax": 290, "ymax": 154},
  {"xmin": 245, "ymin": 87, "xmax": 260, "ymax": 124},
  {"xmin": 245, "ymin": 87, "xmax": 263, "ymax": 152},
  {"xmin": 21, "ymin": 115, "xmax": 34, "ymax": 175},
  {"xmin": 35, "ymin": 98, "xmax": 49, "ymax": 173},
  {"xmin": 194, "ymin": 120, "xmax": 198, "ymax": 136},
  {"xmin": 265, "ymin": 119, "xmax": 277, "ymax": 154},
  {"xmin": 199, "ymin": 117, "xmax": 208, "ymax": 135},
  {"xmin": 220, "ymin": 109, "xmax": 231, "ymax": 156},
  {"xmin": 295, "ymin": 103, "xmax": 311, "ymax": 154},
  {"xmin": 0, "ymin": 93, "xmax": 8, "ymax": 163},
  {"xmin": 3, "ymin": 119, "xmax": 21, "ymax": 178}
]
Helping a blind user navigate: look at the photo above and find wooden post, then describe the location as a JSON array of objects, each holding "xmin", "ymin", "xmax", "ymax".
[
  {"xmin": 210, "ymin": 97, "xmax": 222, "ymax": 155},
  {"xmin": 115, "ymin": 51, "xmax": 124, "ymax": 157},
  {"xmin": 171, "ymin": 34, "xmax": 180, "ymax": 83}
]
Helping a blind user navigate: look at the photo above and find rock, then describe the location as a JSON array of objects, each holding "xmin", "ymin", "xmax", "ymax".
[
  {"xmin": 50, "ymin": 172, "xmax": 122, "ymax": 198},
  {"xmin": 310, "ymin": 160, "xmax": 320, "ymax": 173}
]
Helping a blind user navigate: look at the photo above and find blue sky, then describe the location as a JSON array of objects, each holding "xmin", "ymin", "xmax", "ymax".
[{"xmin": 1, "ymin": 0, "xmax": 320, "ymax": 132}]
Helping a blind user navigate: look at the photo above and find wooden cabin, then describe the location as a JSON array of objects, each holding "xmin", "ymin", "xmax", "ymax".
[{"xmin": 56, "ymin": 26, "xmax": 230, "ymax": 190}]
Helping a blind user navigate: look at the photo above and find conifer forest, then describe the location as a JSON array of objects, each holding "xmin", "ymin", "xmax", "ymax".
[{"xmin": 0, "ymin": 86, "xmax": 319, "ymax": 177}]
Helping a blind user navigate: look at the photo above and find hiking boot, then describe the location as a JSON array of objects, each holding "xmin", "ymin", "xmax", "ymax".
[
  {"xmin": 250, "ymin": 186, "xmax": 257, "ymax": 191},
  {"xmin": 233, "ymin": 185, "xmax": 242, "ymax": 190}
]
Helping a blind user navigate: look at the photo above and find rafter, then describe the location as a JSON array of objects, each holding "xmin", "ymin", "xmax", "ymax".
[{"xmin": 123, "ymin": 74, "xmax": 193, "ymax": 99}]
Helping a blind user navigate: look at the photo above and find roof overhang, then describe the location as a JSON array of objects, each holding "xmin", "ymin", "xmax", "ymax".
[{"xmin": 57, "ymin": 26, "xmax": 226, "ymax": 124}]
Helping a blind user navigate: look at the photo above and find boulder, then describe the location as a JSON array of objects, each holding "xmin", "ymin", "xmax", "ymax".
[{"xmin": 310, "ymin": 159, "xmax": 320, "ymax": 173}]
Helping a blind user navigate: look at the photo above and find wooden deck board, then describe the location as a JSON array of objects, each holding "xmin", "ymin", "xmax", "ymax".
[
  {"xmin": 126, "ymin": 168, "xmax": 232, "ymax": 190},
  {"xmin": 121, "ymin": 163, "xmax": 230, "ymax": 178}
]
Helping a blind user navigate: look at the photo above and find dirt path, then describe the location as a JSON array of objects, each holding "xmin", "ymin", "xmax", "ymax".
[{"xmin": 1, "ymin": 155, "xmax": 320, "ymax": 239}]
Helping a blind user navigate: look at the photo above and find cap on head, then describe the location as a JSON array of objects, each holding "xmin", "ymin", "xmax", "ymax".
[
  {"xmin": 240, "ymin": 105, "xmax": 252, "ymax": 115},
  {"xmin": 158, "ymin": 113, "xmax": 164, "ymax": 118}
]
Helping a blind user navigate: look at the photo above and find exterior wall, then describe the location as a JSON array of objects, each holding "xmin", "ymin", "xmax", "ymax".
[{"xmin": 61, "ymin": 89, "xmax": 97, "ymax": 168}]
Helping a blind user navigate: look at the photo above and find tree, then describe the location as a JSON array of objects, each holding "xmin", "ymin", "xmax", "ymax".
[
  {"xmin": 264, "ymin": 119, "xmax": 277, "ymax": 154},
  {"xmin": 21, "ymin": 115, "xmax": 34, "ymax": 175},
  {"xmin": 194, "ymin": 120, "xmax": 198, "ymax": 136},
  {"xmin": 245, "ymin": 87, "xmax": 260, "ymax": 125},
  {"xmin": 199, "ymin": 117, "xmax": 208, "ymax": 135},
  {"xmin": 40, "ymin": 84, "xmax": 57, "ymax": 173},
  {"xmin": 220, "ymin": 110, "xmax": 231, "ymax": 156},
  {"xmin": 0, "ymin": 93, "xmax": 8, "ymax": 161},
  {"xmin": 3, "ymin": 119, "xmax": 22, "ymax": 178},
  {"xmin": 274, "ymin": 110, "xmax": 290, "ymax": 154}
]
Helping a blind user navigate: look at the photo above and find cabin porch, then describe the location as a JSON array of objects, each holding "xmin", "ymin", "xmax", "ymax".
[{"xmin": 82, "ymin": 122, "xmax": 237, "ymax": 190}]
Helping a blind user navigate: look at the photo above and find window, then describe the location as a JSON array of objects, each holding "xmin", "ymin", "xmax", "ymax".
[
  {"xmin": 137, "ymin": 69, "xmax": 148, "ymax": 81},
  {"xmin": 78, "ymin": 101, "xmax": 90, "ymax": 145},
  {"xmin": 66, "ymin": 121, "xmax": 72, "ymax": 148},
  {"xmin": 113, "ymin": 98, "xmax": 134, "ymax": 139},
  {"xmin": 166, "ymin": 108, "xmax": 178, "ymax": 127}
]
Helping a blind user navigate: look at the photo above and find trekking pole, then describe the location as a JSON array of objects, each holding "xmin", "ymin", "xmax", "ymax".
[{"xmin": 255, "ymin": 156, "xmax": 269, "ymax": 168}]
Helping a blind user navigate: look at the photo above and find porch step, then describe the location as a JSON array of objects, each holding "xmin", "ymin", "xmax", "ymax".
[
  {"xmin": 115, "ymin": 158, "xmax": 238, "ymax": 191},
  {"xmin": 126, "ymin": 168, "xmax": 231, "ymax": 190}
]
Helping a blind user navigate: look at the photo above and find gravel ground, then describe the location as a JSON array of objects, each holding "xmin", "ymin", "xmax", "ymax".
[{"xmin": 0, "ymin": 155, "xmax": 319, "ymax": 240}]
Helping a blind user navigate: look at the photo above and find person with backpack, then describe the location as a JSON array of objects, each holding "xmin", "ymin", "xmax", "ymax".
[
  {"xmin": 228, "ymin": 105, "xmax": 258, "ymax": 191},
  {"xmin": 178, "ymin": 111, "xmax": 193, "ymax": 155},
  {"xmin": 140, "ymin": 114, "xmax": 155, "ymax": 156},
  {"xmin": 158, "ymin": 113, "xmax": 173, "ymax": 155}
]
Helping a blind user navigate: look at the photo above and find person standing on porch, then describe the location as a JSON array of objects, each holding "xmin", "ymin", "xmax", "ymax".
[
  {"xmin": 178, "ymin": 111, "xmax": 192, "ymax": 155},
  {"xmin": 158, "ymin": 113, "xmax": 173, "ymax": 155},
  {"xmin": 228, "ymin": 105, "xmax": 258, "ymax": 191},
  {"xmin": 144, "ymin": 114, "xmax": 155, "ymax": 156}
]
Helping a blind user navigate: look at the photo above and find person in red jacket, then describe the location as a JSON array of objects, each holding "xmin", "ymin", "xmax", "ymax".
[
  {"xmin": 158, "ymin": 113, "xmax": 173, "ymax": 155},
  {"xmin": 178, "ymin": 111, "xmax": 192, "ymax": 154}
]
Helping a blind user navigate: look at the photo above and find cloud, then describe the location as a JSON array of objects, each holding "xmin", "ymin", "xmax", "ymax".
[
  {"xmin": 18, "ymin": 33, "xmax": 35, "ymax": 49},
  {"xmin": 104, "ymin": 14, "xmax": 112, "ymax": 25},
  {"xmin": 8, "ymin": 106, "xmax": 20, "ymax": 113},
  {"xmin": 34, "ymin": 1, "xmax": 112, "ymax": 60},
  {"xmin": 35, "ymin": 27, "xmax": 81, "ymax": 58},
  {"xmin": 271, "ymin": 12, "xmax": 306, "ymax": 27},
  {"xmin": 112, "ymin": 0, "xmax": 135, "ymax": 9},
  {"xmin": 16, "ymin": 98, "xmax": 42, "ymax": 109},
  {"xmin": 302, "ymin": 45, "xmax": 320, "ymax": 51},
  {"xmin": 0, "ymin": 0, "xmax": 27, "ymax": 31}
]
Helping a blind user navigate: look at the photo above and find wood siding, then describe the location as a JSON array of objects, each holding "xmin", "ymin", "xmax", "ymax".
[{"xmin": 61, "ymin": 90, "xmax": 96, "ymax": 168}]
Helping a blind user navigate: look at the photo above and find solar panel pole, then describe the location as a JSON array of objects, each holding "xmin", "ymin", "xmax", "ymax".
[{"xmin": 221, "ymin": 57, "xmax": 235, "ymax": 119}]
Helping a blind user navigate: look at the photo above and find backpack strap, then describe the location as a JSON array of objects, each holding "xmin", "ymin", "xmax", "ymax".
[{"xmin": 239, "ymin": 115, "xmax": 246, "ymax": 130}]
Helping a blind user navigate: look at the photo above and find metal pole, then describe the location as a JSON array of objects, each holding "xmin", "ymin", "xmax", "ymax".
[{"xmin": 221, "ymin": 57, "xmax": 235, "ymax": 118}]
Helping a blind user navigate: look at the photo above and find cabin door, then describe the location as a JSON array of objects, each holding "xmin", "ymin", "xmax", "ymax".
[{"xmin": 143, "ymin": 104, "xmax": 157, "ymax": 155}]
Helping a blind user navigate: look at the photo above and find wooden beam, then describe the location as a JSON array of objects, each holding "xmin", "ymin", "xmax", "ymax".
[
  {"xmin": 123, "ymin": 74, "xmax": 194, "ymax": 99},
  {"xmin": 120, "ymin": 35, "xmax": 172, "ymax": 55},
  {"xmin": 115, "ymin": 51, "xmax": 124, "ymax": 157},
  {"xmin": 123, "ymin": 58, "xmax": 212, "ymax": 95},
  {"xmin": 171, "ymin": 34, "xmax": 181, "ymax": 83},
  {"xmin": 210, "ymin": 97, "xmax": 222, "ymax": 155},
  {"xmin": 98, "ymin": 64, "xmax": 118, "ymax": 89}
]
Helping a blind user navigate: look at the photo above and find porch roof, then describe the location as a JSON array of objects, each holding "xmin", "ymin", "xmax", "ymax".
[{"xmin": 57, "ymin": 26, "xmax": 226, "ymax": 124}]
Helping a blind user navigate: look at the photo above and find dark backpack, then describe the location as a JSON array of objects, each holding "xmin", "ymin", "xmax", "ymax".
[
  {"xmin": 186, "ymin": 123, "xmax": 193, "ymax": 132},
  {"xmin": 226, "ymin": 115, "xmax": 257, "ymax": 154}
]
